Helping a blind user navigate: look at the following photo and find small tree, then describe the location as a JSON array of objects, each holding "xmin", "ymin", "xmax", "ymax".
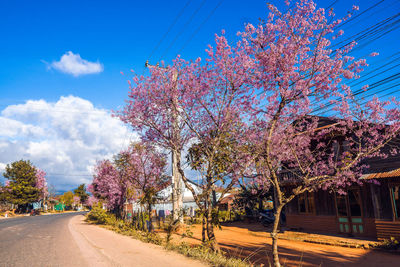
[
  {"xmin": 0, "ymin": 183, "xmax": 7, "ymax": 204},
  {"xmin": 117, "ymin": 60, "xmax": 193, "ymax": 223},
  {"xmin": 60, "ymin": 191, "xmax": 74, "ymax": 208},
  {"xmin": 74, "ymin": 184, "xmax": 89, "ymax": 204},
  {"xmin": 117, "ymin": 142, "xmax": 169, "ymax": 232},
  {"xmin": 90, "ymin": 160, "xmax": 129, "ymax": 217},
  {"xmin": 233, "ymin": 183, "xmax": 272, "ymax": 215},
  {"xmin": 3, "ymin": 160, "xmax": 41, "ymax": 212},
  {"xmin": 47, "ymin": 184, "xmax": 57, "ymax": 210},
  {"xmin": 171, "ymin": 36, "xmax": 254, "ymax": 251},
  {"xmin": 35, "ymin": 168, "xmax": 48, "ymax": 201}
]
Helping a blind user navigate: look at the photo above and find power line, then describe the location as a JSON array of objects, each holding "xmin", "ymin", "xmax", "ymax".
[
  {"xmin": 330, "ymin": 12, "xmax": 400, "ymax": 50},
  {"xmin": 338, "ymin": 0, "xmax": 385, "ymax": 29},
  {"xmin": 147, "ymin": 0, "xmax": 193, "ymax": 61},
  {"xmin": 312, "ymin": 73, "xmax": 400, "ymax": 115},
  {"xmin": 341, "ymin": 0, "xmax": 400, "ymax": 33},
  {"xmin": 178, "ymin": 0, "xmax": 224, "ymax": 54},
  {"xmin": 326, "ymin": 0, "xmax": 339, "ymax": 10},
  {"xmin": 160, "ymin": 0, "xmax": 207, "ymax": 59}
]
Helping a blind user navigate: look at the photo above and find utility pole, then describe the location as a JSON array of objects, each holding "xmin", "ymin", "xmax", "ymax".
[{"xmin": 145, "ymin": 60, "xmax": 183, "ymax": 223}]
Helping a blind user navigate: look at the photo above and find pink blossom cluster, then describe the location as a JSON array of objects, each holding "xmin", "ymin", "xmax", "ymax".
[
  {"xmin": 120, "ymin": 143, "xmax": 168, "ymax": 198},
  {"xmin": 73, "ymin": 195, "xmax": 80, "ymax": 205},
  {"xmin": 85, "ymin": 195, "xmax": 98, "ymax": 207},
  {"xmin": 90, "ymin": 160, "xmax": 126, "ymax": 211},
  {"xmin": 89, "ymin": 143, "xmax": 168, "ymax": 212},
  {"xmin": 35, "ymin": 168, "xmax": 49, "ymax": 199}
]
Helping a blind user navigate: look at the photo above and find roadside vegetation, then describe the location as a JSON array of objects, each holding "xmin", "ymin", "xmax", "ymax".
[
  {"xmin": 86, "ymin": 205, "xmax": 251, "ymax": 267},
  {"xmin": 102, "ymin": 0, "xmax": 400, "ymax": 265}
]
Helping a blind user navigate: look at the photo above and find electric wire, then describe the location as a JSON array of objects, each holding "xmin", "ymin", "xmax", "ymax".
[
  {"xmin": 178, "ymin": 0, "xmax": 224, "ymax": 54},
  {"xmin": 147, "ymin": 0, "xmax": 192, "ymax": 61},
  {"xmin": 160, "ymin": 0, "xmax": 207, "ymax": 59}
]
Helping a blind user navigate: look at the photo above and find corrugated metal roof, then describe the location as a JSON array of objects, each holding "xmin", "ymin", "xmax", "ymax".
[{"xmin": 361, "ymin": 167, "xmax": 400, "ymax": 179}]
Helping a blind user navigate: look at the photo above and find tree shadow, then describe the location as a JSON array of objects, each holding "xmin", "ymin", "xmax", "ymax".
[{"xmin": 217, "ymin": 239, "xmax": 400, "ymax": 266}]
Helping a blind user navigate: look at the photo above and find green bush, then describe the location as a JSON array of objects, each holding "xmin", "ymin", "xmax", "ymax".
[
  {"xmin": 86, "ymin": 206, "xmax": 109, "ymax": 224},
  {"xmin": 218, "ymin": 210, "xmax": 243, "ymax": 223},
  {"xmin": 372, "ymin": 237, "xmax": 400, "ymax": 250}
]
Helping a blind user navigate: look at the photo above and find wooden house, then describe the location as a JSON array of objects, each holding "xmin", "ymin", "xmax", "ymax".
[
  {"xmin": 282, "ymin": 116, "xmax": 400, "ymax": 240},
  {"xmin": 285, "ymin": 165, "xmax": 400, "ymax": 240}
]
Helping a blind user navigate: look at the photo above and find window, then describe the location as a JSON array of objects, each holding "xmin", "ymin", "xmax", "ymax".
[
  {"xmin": 390, "ymin": 185, "xmax": 400, "ymax": 220},
  {"xmin": 336, "ymin": 189, "xmax": 362, "ymax": 217},
  {"xmin": 336, "ymin": 194, "xmax": 348, "ymax": 217},
  {"xmin": 348, "ymin": 190, "xmax": 362, "ymax": 217},
  {"xmin": 298, "ymin": 192, "xmax": 315, "ymax": 214}
]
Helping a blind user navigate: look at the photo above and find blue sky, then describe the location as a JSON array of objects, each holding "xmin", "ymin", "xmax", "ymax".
[{"xmin": 0, "ymin": 0, "xmax": 399, "ymax": 190}]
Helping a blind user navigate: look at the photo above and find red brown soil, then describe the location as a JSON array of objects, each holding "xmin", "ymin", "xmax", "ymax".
[{"xmin": 166, "ymin": 221, "xmax": 400, "ymax": 266}]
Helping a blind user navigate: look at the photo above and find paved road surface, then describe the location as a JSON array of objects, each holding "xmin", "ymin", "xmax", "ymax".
[
  {"xmin": 0, "ymin": 213, "xmax": 206, "ymax": 267},
  {"xmin": 0, "ymin": 212, "xmax": 88, "ymax": 266}
]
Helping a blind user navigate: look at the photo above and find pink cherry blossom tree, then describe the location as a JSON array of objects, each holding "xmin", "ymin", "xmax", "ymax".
[
  {"xmin": 119, "ymin": 27, "xmax": 258, "ymax": 249},
  {"xmin": 117, "ymin": 59, "xmax": 194, "ymax": 223},
  {"xmin": 235, "ymin": 1, "xmax": 400, "ymax": 265},
  {"xmin": 117, "ymin": 142, "xmax": 169, "ymax": 231},
  {"xmin": 90, "ymin": 160, "xmax": 127, "ymax": 217},
  {"xmin": 170, "ymin": 35, "xmax": 257, "ymax": 251},
  {"xmin": 35, "ymin": 168, "xmax": 48, "ymax": 201}
]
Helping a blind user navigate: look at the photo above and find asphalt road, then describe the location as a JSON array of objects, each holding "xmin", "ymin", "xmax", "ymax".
[{"xmin": 0, "ymin": 212, "xmax": 88, "ymax": 267}]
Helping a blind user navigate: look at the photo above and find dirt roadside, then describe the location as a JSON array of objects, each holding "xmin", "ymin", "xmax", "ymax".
[
  {"xmin": 170, "ymin": 223, "xmax": 400, "ymax": 266},
  {"xmin": 68, "ymin": 214, "xmax": 208, "ymax": 267}
]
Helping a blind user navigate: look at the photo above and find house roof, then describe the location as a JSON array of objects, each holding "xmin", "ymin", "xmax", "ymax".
[
  {"xmin": 361, "ymin": 167, "xmax": 400, "ymax": 179},
  {"xmin": 219, "ymin": 194, "xmax": 235, "ymax": 204}
]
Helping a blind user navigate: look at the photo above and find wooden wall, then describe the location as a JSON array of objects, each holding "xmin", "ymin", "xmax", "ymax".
[
  {"xmin": 287, "ymin": 215, "xmax": 380, "ymax": 238},
  {"xmin": 286, "ymin": 214, "xmax": 338, "ymax": 233},
  {"xmin": 363, "ymin": 218, "xmax": 377, "ymax": 238},
  {"xmin": 375, "ymin": 220, "xmax": 400, "ymax": 239}
]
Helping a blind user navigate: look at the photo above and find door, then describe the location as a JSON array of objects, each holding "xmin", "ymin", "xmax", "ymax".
[{"xmin": 336, "ymin": 189, "xmax": 364, "ymax": 235}]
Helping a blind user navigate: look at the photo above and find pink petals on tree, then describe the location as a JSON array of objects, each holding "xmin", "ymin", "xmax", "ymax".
[{"xmin": 35, "ymin": 168, "xmax": 48, "ymax": 200}]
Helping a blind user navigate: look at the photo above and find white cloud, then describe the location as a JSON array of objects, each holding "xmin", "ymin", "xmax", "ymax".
[
  {"xmin": 0, "ymin": 96, "xmax": 138, "ymax": 190},
  {"xmin": 49, "ymin": 51, "xmax": 103, "ymax": 77}
]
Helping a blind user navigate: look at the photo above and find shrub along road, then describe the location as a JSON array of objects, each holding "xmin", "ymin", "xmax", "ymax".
[{"xmin": 0, "ymin": 212, "xmax": 206, "ymax": 267}]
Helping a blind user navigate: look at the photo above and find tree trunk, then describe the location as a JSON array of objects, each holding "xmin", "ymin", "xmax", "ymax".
[
  {"xmin": 172, "ymin": 149, "xmax": 183, "ymax": 223},
  {"xmin": 206, "ymin": 195, "xmax": 220, "ymax": 252},
  {"xmin": 270, "ymin": 205, "xmax": 283, "ymax": 267},
  {"xmin": 141, "ymin": 206, "xmax": 146, "ymax": 231},
  {"xmin": 212, "ymin": 189, "xmax": 217, "ymax": 208},
  {"xmin": 202, "ymin": 212, "xmax": 207, "ymax": 242},
  {"xmin": 259, "ymin": 197, "xmax": 263, "ymax": 211},
  {"xmin": 148, "ymin": 203, "xmax": 153, "ymax": 232}
]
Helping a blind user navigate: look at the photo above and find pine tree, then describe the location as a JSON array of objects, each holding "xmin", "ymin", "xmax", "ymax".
[{"xmin": 3, "ymin": 160, "xmax": 40, "ymax": 210}]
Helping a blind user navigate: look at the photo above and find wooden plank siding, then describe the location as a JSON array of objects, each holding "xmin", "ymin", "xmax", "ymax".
[
  {"xmin": 286, "ymin": 214, "xmax": 338, "ymax": 233},
  {"xmin": 363, "ymin": 218, "xmax": 377, "ymax": 238},
  {"xmin": 375, "ymin": 220, "xmax": 400, "ymax": 239}
]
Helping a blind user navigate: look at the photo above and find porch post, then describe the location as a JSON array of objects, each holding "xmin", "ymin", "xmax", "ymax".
[{"xmin": 370, "ymin": 184, "xmax": 381, "ymax": 220}]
